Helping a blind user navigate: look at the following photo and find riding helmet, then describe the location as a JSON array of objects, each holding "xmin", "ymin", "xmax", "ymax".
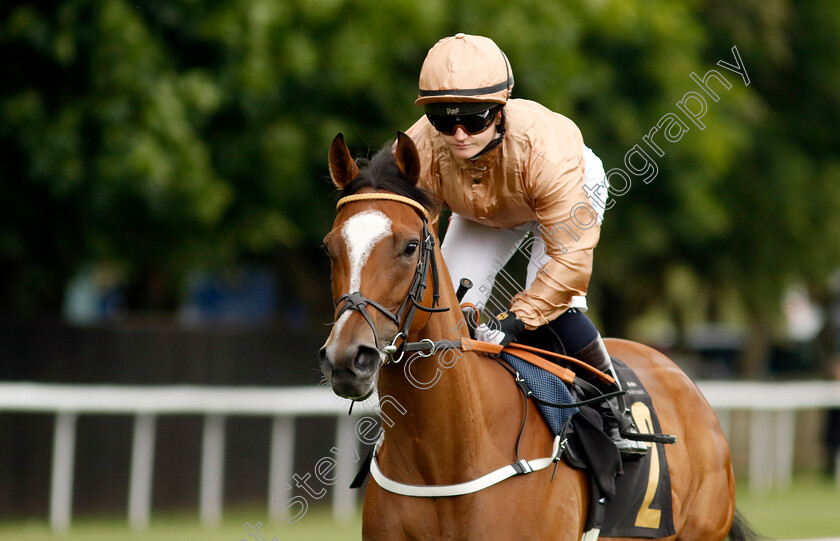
[{"xmin": 416, "ymin": 33, "xmax": 514, "ymax": 108}]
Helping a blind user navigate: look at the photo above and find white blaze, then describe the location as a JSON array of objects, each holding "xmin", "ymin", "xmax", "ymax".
[
  {"xmin": 328, "ymin": 210, "xmax": 392, "ymax": 356},
  {"xmin": 342, "ymin": 210, "xmax": 392, "ymax": 293}
]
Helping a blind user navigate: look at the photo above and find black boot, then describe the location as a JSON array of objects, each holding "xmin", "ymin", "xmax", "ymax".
[
  {"xmin": 600, "ymin": 391, "xmax": 648, "ymax": 460},
  {"xmin": 576, "ymin": 336, "xmax": 648, "ymax": 460}
]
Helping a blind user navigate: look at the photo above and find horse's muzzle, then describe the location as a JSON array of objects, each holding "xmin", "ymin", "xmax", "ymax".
[{"xmin": 318, "ymin": 343, "xmax": 381, "ymax": 400}]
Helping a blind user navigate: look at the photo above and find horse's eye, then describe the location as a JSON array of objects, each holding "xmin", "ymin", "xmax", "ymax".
[{"xmin": 403, "ymin": 241, "xmax": 419, "ymax": 257}]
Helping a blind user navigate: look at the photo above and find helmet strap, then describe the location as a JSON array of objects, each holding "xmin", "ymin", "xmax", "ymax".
[{"xmin": 469, "ymin": 107, "xmax": 507, "ymax": 161}]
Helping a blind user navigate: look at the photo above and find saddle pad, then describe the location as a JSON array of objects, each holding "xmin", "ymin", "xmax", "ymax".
[
  {"xmin": 500, "ymin": 351, "xmax": 578, "ymax": 436},
  {"xmin": 600, "ymin": 357, "xmax": 676, "ymax": 538}
]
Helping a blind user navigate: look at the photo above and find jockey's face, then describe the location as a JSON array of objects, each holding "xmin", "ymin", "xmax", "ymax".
[{"xmin": 440, "ymin": 111, "xmax": 501, "ymax": 160}]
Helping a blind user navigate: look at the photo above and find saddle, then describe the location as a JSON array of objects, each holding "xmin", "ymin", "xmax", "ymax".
[{"xmin": 506, "ymin": 328, "xmax": 677, "ymax": 538}]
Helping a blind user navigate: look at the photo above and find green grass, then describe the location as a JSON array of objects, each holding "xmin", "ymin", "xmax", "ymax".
[
  {"xmin": 735, "ymin": 473, "xmax": 840, "ymax": 539},
  {"xmin": 0, "ymin": 475, "xmax": 837, "ymax": 540},
  {"xmin": 0, "ymin": 506, "xmax": 363, "ymax": 541}
]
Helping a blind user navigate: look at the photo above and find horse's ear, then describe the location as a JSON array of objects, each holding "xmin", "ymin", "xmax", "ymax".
[
  {"xmin": 394, "ymin": 131, "xmax": 421, "ymax": 185},
  {"xmin": 329, "ymin": 133, "xmax": 360, "ymax": 189}
]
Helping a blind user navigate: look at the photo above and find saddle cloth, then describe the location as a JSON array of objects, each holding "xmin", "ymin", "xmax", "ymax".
[
  {"xmin": 500, "ymin": 352, "xmax": 675, "ymax": 538},
  {"xmin": 500, "ymin": 351, "xmax": 578, "ymax": 435}
]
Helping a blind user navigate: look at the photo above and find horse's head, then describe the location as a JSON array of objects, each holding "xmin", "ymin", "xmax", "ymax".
[{"xmin": 319, "ymin": 132, "xmax": 439, "ymax": 400}]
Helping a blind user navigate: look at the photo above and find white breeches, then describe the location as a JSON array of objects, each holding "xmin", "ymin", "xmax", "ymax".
[{"xmin": 441, "ymin": 216, "xmax": 589, "ymax": 314}]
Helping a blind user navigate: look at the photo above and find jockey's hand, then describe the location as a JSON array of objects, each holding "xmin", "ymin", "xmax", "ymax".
[{"xmin": 474, "ymin": 310, "xmax": 525, "ymax": 347}]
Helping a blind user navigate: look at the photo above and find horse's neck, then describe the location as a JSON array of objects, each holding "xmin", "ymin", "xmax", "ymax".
[{"xmin": 375, "ymin": 269, "xmax": 517, "ymax": 480}]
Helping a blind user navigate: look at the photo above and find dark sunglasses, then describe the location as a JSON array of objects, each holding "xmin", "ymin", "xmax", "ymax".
[{"xmin": 426, "ymin": 105, "xmax": 502, "ymax": 136}]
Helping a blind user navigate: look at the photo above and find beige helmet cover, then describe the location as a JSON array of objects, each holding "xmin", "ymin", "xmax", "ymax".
[{"xmin": 416, "ymin": 33, "xmax": 514, "ymax": 106}]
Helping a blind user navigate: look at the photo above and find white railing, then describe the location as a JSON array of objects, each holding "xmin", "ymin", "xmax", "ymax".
[
  {"xmin": 697, "ymin": 381, "xmax": 840, "ymax": 493},
  {"xmin": 0, "ymin": 381, "xmax": 839, "ymax": 533},
  {"xmin": 0, "ymin": 383, "xmax": 375, "ymax": 533}
]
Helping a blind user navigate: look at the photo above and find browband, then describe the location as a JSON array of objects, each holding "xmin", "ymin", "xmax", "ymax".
[{"xmin": 336, "ymin": 193, "xmax": 430, "ymax": 222}]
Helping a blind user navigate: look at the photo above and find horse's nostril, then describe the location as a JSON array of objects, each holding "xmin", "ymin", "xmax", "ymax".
[
  {"xmin": 318, "ymin": 346, "xmax": 332, "ymax": 375},
  {"xmin": 353, "ymin": 346, "xmax": 380, "ymax": 375}
]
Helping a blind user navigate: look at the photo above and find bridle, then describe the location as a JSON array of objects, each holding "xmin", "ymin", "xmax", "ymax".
[{"xmin": 333, "ymin": 193, "xmax": 450, "ymax": 364}]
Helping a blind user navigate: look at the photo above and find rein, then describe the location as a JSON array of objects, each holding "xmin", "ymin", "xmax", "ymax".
[{"xmin": 334, "ymin": 193, "xmax": 448, "ymax": 364}]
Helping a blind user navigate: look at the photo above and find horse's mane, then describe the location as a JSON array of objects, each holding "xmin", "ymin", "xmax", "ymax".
[{"xmin": 340, "ymin": 141, "xmax": 439, "ymax": 214}]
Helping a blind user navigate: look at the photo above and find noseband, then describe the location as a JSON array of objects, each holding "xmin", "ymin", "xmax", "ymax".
[{"xmin": 333, "ymin": 193, "xmax": 448, "ymax": 363}]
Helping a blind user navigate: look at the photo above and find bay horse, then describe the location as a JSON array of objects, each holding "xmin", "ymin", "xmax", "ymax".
[{"xmin": 319, "ymin": 132, "xmax": 747, "ymax": 541}]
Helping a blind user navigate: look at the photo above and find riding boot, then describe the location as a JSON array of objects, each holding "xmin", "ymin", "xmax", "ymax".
[{"xmin": 575, "ymin": 335, "xmax": 648, "ymax": 460}]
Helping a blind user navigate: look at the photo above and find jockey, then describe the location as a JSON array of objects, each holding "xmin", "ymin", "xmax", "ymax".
[{"xmin": 404, "ymin": 33, "xmax": 647, "ymax": 458}]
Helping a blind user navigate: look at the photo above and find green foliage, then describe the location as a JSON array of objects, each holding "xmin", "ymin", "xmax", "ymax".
[
  {"xmin": 0, "ymin": 0, "xmax": 443, "ymax": 312},
  {"xmin": 1, "ymin": 0, "xmax": 839, "ymax": 375}
]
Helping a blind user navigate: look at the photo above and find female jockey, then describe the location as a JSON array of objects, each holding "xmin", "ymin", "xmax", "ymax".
[{"xmin": 404, "ymin": 33, "xmax": 647, "ymax": 458}]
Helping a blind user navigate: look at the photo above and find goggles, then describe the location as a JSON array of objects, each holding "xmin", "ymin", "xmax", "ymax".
[{"xmin": 425, "ymin": 105, "xmax": 502, "ymax": 136}]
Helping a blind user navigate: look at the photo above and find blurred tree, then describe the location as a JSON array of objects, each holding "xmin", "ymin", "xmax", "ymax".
[
  {"xmin": 1, "ymin": 1, "xmax": 233, "ymax": 312},
  {"xmin": 0, "ymin": 0, "xmax": 449, "ymax": 315},
  {"xmin": 694, "ymin": 0, "xmax": 840, "ymax": 376},
  {"xmin": 1, "ymin": 0, "xmax": 838, "ymax": 377}
]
